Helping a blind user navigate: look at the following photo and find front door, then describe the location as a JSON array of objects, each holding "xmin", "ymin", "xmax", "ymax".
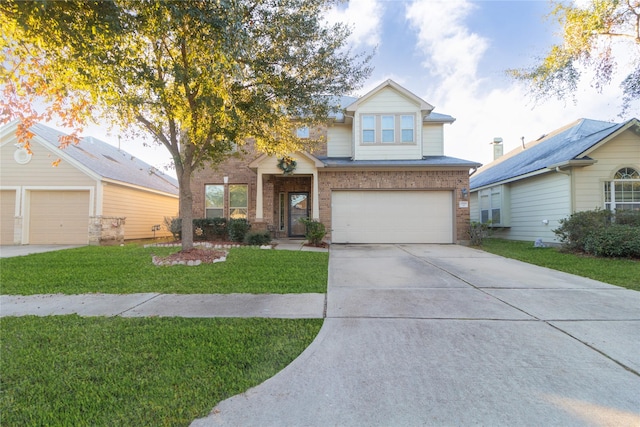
[{"xmin": 288, "ymin": 192, "xmax": 309, "ymax": 237}]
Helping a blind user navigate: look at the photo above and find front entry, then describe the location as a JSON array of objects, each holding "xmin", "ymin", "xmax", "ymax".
[{"xmin": 288, "ymin": 192, "xmax": 309, "ymax": 237}]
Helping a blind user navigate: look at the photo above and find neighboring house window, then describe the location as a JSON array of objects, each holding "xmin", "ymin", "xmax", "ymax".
[
  {"xmin": 362, "ymin": 115, "xmax": 375, "ymax": 143},
  {"xmin": 360, "ymin": 114, "xmax": 416, "ymax": 144},
  {"xmin": 479, "ymin": 185, "xmax": 509, "ymax": 226},
  {"xmin": 381, "ymin": 115, "xmax": 395, "ymax": 143},
  {"xmin": 401, "ymin": 115, "xmax": 415, "ymax": 143},
  {"xmin": 205, "ymin": 185, "xmax": 224, "ymax": 218},
  {"xmin": 296, "ymin": 126, "xmax": 310, "ymax": 139},
  {"xmin": 604, "ymin": 167, "xmax": 640, "ymax": 211},
  {"xmin": 229, "ymin": 184, "xmax": 248, "ymax": 219}
]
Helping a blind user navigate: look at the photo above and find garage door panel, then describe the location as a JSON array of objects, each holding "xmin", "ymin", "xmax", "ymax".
[
  {"xmin": 30, "ymin": 191, "xmax": 89, "ymax": 244},
  {"xmin": 1, "ymin": 190, "xmax": 16, "ymax": 245},
  {"xmin": 332, "ymin": 191, "xmax": 453, "ymax": 244}
]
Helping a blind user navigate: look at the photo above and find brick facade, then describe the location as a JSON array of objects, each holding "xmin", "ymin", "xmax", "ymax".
[{"xmin": 317, "ymin": 169, "xmax": 471, "ymax": 242}]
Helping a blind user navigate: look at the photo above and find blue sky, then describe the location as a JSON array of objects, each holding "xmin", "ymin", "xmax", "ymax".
[{"xmin": 83, "ymin": 0, "xmax": 638, "ymax": 175}]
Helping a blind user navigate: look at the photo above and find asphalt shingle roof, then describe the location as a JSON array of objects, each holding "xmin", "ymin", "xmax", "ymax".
[
  {"xmin": 470, "ymin": 118, "xmax": 635, "ymax": 190},
  {"xmin": 30, "ymin": 123, "xmax": 179, "ymax": 195}
]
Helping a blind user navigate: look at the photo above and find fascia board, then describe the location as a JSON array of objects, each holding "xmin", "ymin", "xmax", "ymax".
[{"xmin": 471, "ymin": 168, "xmax": 551, "ymax": 192}]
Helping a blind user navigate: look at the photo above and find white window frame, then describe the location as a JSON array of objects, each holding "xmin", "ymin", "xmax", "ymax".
[
  {"xmin": 362, "ymin": 115, "xmax": 375, "ymax": 144},
  {"xmin": 296, "ymin": 126, "xmax": 310, "ymax": 139},
  {"xmin": 478, "ymin": 185, "xmax": 510, "ymax": 226},
  {"xmin": 604, "ymin": 167, "xmax": 640, "ymax": 211},
  {"xmin": 359, "ymin": 113, "xmax": 416, "ymax": 145},
  {"xmin": 401, "ymin": 115, "xmax": 415, "ymax": 143},
  {"xmin": 381, "ymin": 115, "xmax": 395, "ymax": 143}
]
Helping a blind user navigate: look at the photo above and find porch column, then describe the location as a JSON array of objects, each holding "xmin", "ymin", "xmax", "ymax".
[
  {"xmin": 312, "ymin": 170, "xmax": 320, "ymax": 220},
  {"xmin": 255, "ymin": 171, "xmax": 264, "ymax": 221}
]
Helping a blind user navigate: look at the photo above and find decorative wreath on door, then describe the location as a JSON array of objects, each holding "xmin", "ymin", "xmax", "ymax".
[{"xmin": 277, "ymin": 156, "xmax": 297, "ymax": 175}]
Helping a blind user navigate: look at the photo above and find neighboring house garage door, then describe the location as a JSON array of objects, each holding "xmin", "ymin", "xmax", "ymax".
[
  {"xmin": 29, "ymin": 191, "xmax": 90, "ymax": 244},
  {"xmin": 1, "ymin": 190, "xmax": 16, "ymax": 245},
  {"xmin": 331, "ymin": 190, "xmax": 453, "ymax": 244}
]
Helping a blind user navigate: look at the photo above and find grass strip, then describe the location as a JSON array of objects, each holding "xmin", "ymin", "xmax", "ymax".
[
  {"xmin": 0, "ymin": 316, "xmax": 322, "ymax": 426},
  {"xmin": 0, "ymin": 245, "xmax": 328, "ymax": 295},
  {"xmin": 479, "ymin": 239, "xmax": 639, "ymax": 291}
]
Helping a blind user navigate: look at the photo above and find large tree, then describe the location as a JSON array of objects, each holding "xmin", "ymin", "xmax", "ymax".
[
  {"xmin": 509, "ymin": 0, "xmax": 640, "ymax": 112},
  {"xmin": 0, "ymin": 0, "xmax": 371, "ymax": 249}
]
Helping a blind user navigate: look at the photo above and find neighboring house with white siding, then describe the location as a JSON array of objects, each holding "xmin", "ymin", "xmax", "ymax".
[
  {"xmin": 0, "ymin": 121, "xmax": 179, "ymax": 245},
  {"xmin": 469, "ymin": 118, "xmax": 640, "ymax": 244},
  {"xmin": 191, "ymin": 79, "xmax": 481, "ymax": 243}
]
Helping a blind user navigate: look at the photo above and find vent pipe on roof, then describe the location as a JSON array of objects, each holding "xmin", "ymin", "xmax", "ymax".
[{"xmin": 492, "ymin": 137, "xmax": 503, "ymax": 160}]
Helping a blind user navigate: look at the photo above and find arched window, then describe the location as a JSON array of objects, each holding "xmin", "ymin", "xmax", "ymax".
[{"xmin": 604, "ymin": 167, "xmax": 640, "ymax": 211}]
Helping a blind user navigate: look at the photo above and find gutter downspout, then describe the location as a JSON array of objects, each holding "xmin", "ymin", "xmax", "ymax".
[{"xmin": 555, "ymin": 166, "xmax": 571, "ymax": 176}]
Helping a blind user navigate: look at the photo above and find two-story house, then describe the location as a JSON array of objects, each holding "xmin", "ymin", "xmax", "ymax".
[{"xmin": 191, "ymin": 79, "xmax": 481, "ymax": 244}]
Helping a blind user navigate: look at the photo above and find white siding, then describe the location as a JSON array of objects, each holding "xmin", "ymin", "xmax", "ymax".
[
  {"xmin": 493, "ymin": 172, "xmax": 571, "ymax": 243},
  {"xmin": 422, "ymin": 124, "xmax": 444, "ymax": 156},
  {"xmin": 358, "ymin": 87, "xmax": 420, "ymax": 112},
  {"xmin": 1, "ymin": 137, "xmax": 96, "ymax": 188},
  {"xmin": 573, "ymin": 129, "xmax": 640, "ymax": 212},
  {"xmin": 327, "ymin": 125, "xmax": 352, "ymax": 158}
]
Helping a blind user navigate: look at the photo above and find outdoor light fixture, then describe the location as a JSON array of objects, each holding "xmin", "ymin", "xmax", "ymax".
[
  {"xmin": 223, "ymin": 176, "xmax": 229, "ymax": 184},
  {"xmin": 461, "ymin": 188, "xmax": 468, "ymax": 199}
]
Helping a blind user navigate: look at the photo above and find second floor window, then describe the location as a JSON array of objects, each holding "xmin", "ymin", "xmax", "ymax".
[
  {"xmin": 362, "ymin": 115, "xmax": 375, "ymax": 143},
  {"xmin": 381, "ymin": 115, "xmax": 395, "ymax": 142},
  {"xmin": 360, "ymin": 114, "xmax": 415, "ymax": 144}
]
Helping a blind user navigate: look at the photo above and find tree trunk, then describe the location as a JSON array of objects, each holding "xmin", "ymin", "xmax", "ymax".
[{"xmin": 178, "ymin": 164, "xmax": 194, "ymax": 251}]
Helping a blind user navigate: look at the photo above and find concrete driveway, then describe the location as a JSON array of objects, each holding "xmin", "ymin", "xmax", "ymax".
[
  {"xmin": 193, "ymin": 244, "xmax": 640, "ymax": 427},
  {"xmin": 0, "ymin": 245, "xmax": 84, "ymax": 258}
]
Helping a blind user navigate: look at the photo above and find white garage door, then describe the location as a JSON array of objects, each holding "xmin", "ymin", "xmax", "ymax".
[
  {"xmin": 29, "ymin": 191, "xmax": 90, "ymax": 244},
  {"xmin": 332, "ymin": 190, "xmax": 453, "ymax": 243},
  {"xmin": 1, "ymin": 190, "xmax": 16, "ymax": 245}
]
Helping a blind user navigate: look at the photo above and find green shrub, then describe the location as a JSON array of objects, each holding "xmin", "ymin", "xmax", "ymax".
[
  {"xmin": 583, "ymin": 225, "xmax": 640, "ymax": 258},
  {"xmin": 554, "ymin": 209, "xmax": 640, "ymax": 258},
  {"xmin": 468, "ymin": 221, "xmax": 491, "ymax": 246},
  {"xmin": 298, "ymin": 218, "xmax": 326, "ymax": 246},
  {"xmin": 164, "ymin": 217, "xmax": 181, "ymax": 240},
  {"xmin": 553, "ymin": 209, "xmax": 611, "ymax": 251},
  {"xmin": 228, "ymin": 218, "xmax": 251, "ymax": 242},
  {"xmin": 614, "ymin": 209, "xmax": 640, "ymax": 226},
  {"xmin": 210, "ymin": 217, "xmax": 228, "ymax": 240},
  {"xmin": 245, "ymin": 231, "xmax": 272, "ymax": 246}
]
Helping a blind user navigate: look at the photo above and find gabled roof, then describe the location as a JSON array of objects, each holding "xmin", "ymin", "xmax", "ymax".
[
  {"xmin": 16, "ymin": 122, "xmax": 179, "ymax": 195},
  {"xmin": 470, "ymin": 118, "xmax": 640, "ymax": 190},
  {"xmin": 345, "ymin": 79, "xmax": 435, "ymax": 113}
]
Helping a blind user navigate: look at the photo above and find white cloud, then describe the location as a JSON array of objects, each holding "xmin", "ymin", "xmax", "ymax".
[
  {"xmin": 401, "ymin": 0, "xmax": 638, "ymax": 168},
  {"xmin": 325, "ymin": 0, "xmax": 383, "ymax": 48},
  {"xmin": 405, "ymin": 0, "xmax": 488, "ymax": 97}
]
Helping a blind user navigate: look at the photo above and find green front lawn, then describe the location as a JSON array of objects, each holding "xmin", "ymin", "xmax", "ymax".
[
  {"xmin": 0, "ymin": 245, "xmax": 328, "ymax": 295},
  {"xmin": 0, "ymin": 316, "xmax": 322, "ymax": 426},
  {"xmin": 479, "ymin": 239, "xmax": 640, "ymax": 291}
]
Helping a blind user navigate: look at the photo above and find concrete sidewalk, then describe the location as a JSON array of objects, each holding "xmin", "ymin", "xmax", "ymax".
[
  {"xmin": 0, "ymin": 293, "xmax": 325, "ymax": 318},
  {"xmin": 193, "ymin": 244, "xmax": 640, "ymax": 427}
]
